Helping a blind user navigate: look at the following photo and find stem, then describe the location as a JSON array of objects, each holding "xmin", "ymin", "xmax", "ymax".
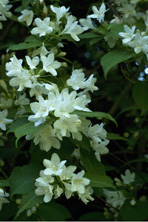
[
  {"xmin": 0, "ymin": 21, "xmax": 14, "ymax": 42},
  {"xmin": 0, "ymin": 168, "xmax": 8, "ymax": 179}
]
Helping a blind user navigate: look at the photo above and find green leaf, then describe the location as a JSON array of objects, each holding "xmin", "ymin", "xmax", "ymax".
[
  {"xmin": 8, "ymin": 41, "xmax": 41, "ymax": 51},
  {"xmin": 75, "ymin": 135, "xmax": 91, "ymax": 151},
  {"xmin": 107, "ymin": 23, "xmax": 124, "ymax": 38},
  {"xmin": 107, "ymin": 133, "xmax": 133, "ymax": 145},
  {"xmin": 22, "ymin": 0, "xmax": 32, "ymax": 7},
  {"xmin": 79, "ymin": 212, "xmax": 106, "ymax": 221},
  {"xmin": 10, "ymin": 163, "xmax": 42, "ymax": 195},
  {"xmin": 86, "ymin": 173, "xmax": 115, "ymax": 188},
  {"xmin": 15, "ymin": 190, "xmax": 43, "ymax": 218},
  {"xmin": 73, "ymin": 110, "xmax": 117, "ymax": 126},
  {"xmin": 0, "ymin": 179, "xmax": 10, "ymax": 187},
  {"xmin": 80, "ymin": 149, "xmax": 115, "ymax": 188},
  {"xmin": 89, "ymin": 38, "xmax": 101, "ymax": 46},
  {"xmin": 8, "ymin": 117, "xmax": 29, "ymax": 134},
  {"xmin": 79, "ymin": 32, "xmax": 99, "ymax": 39},
  {"xmin": 132, "ymin": 81, "xmax": 148, "ymax": 115},
  {"xmin": 8, "ymin": 118, "xmax": 50, "ymax": 145},
  {"xmin": 100, "ymin": 47, "xmax": 135, "ymax": 78},
  {"xmin": 0, "ymin": 202, "xmax": 18, "ymax": 221},
  {"xmin": 54, "ymin": 137, "xmax": 75, "ymax": 159},
  {"xmin": 80, "ymin": 149, "xmax": 105, "ymax": 175},
  {"xmin": 37, "ymin": 202, "xmax": 72, "ymax": 221},
  {"xmin": 120, "ymin": 200, "xmax": 148, "ymax": 221}
]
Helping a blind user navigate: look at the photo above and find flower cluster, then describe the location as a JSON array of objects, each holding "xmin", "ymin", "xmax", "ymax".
[
  {"xmin": 119, "ymin": 24, "xmax": 148, "ymax": 59},
  {"xmin": 4, "ymin": 2, "xmax": 110, "ymax": 163},
  {"xmin": 17, "ymin": 4, "xmax": 84, "ymax": 42},
  {"xmin": 103, "ymin": 169, "xmax": 136, "ymax": 218},
  {"xmin": 35, "ymin": 153, "xmax": 94, "ymax": 204}
]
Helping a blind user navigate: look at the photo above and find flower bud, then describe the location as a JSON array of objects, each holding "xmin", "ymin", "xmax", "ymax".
[
  {"xmin": 58, "ymin": 52, "xmax": 66, "ymax": 57},
  {"xmin": 61, "ymin": 62, "xmax": 67, "ymax": 67},
  {"xmin": 27, "ymin": 209, "xmax": 32, "ymax": 217},
  {"xmin": 16, "ymin": 198, "xmax": 21, "ymax": 204},
  {"xmin": 0, "ymin": 159, "xmax": 4, "ymax": 167},
  {"xmin": 31, "ymin": 206, "xmax": 36, "ymax": 214},
  {"xmin": 43, "ymin": 5, "xmax": 48, "ymax": 16},
  {"xmin": 130, "ymin": 199, "xmax": 136, "ymax": 206},
  {"xmin": 123, "ymin": 132, "xmax": 129, "ymax": 138}
]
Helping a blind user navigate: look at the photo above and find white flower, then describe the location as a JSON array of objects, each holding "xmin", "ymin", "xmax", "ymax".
[
  {"xmin": 25, "ymin": 56, "xmax": 39, "ymax": 69},
  {"xmin": 49, "ymin": 88, "xmax": 90, "ymax": 118},
  {"xmin": 14, "ymin": 93, "xmax": 30, "ymax": 106},
  {"xmin": 79, "ymin": 17, "xmax": 94, "ymax": 31},
  {"xmin": 103, "ymin": 189, "xmax": 126, "ymax": 209},
  {"xmin": 50, "ymin": 5, "xmax": 69, "ymax": 23},
  {"xmin": 61, "ymin": 165, "xmax": 76, "ymax": 181},
  {"xmin": 128, "ymin": 33, "xmax": 148, "ymax": 55},
  {"xmin": 0, "ymin": 0, "xmax": 12, "ymax": 22},
  {"xmin": 119, "ymin": 25, "xmax": 136, "ymax": 44},
  {"xmin": 117, "ymin": 3, "xmax": 136, "ymax": 19},
  {"xmin": 67, "ymin": 69, "xmax": 98, "ymax": 92},
  {"xmin": 70, "ymin": 170, "xmax": 90, "ymax": 194},
  {"xmin": 78, "ymin": 186, "xmax": 94, "ymax": 204},
  {"xmin": 6, "ymin": 55, "xmax": 38, "ymax": 91},
  {"xmin": 6, "ymin": 55, "xmax": 23, "ymax": 77},
  {"xmin": 87, "ymin": 123, "xmax": 107, "ymax": 143},
  {"xmin": 48, "ymin": 88, "xmax": 76, "ymax": 118},
  {"xmin": 54, "ymin": 114, "xmax": 82, "ymax": 138},
  {"xmin": 92, "ymin": 140, "xmax": 109, "ymax": 162},
  {"xmin": 32, "ymin": 43, "xmax": 49, "ymax": 57},
  {"xmin": 28, "ymin": 95, "xmax": 51, "ymax": 126},
  {"xmin": 18, "ymin": 9, "xmax": 33, "ymax": 26},
  {"xmin": 29, "ymin": 82, "xmax": 50, "ymax": 98},
  {"xmin": 0, "ymin": 109, "xmax": 13, "ymax": 130},
  {"xmin": 43, "ymin": 153, "xmax": 66, "ymax": 176},
  {"xmin": 31, "ymin": 17, "xmax": 53, "ymax": 37},
  {"xmin": 61, "ymin": 15, "xmax": 84, "ymax": 41},
  {"xmin": 26, "ymin": 125, "xmax": 61, "ymax": 151},
  {"xmin": 41, "ymin": 53, "xmax": 61, "ymax": 76},
  {"xmin": 73, "ymin": 95, "xmax": 91, "ymax": 112},
  {"xmin": 87, "ymin": 3, "xmax": 108, "ymax": 21},
  {"xmin": 121, "ymin": 169, "xmax": 135, "ymax": 185},
  {"xmin": 0, "ymin": 188, "xmax": 9, "ymax": 210},
  {"xmin": 87, "ymin": 123, "xmax": 109, "ymax": 161},
  {"xmin": 9, "ymin": 69, "xmax": 36, "ymax": 91},
  {"xmin": 67, "ymin": 69, "xmax": 87, "ymax": 90},
  {"xmin": 0, "ymin": 97, "xmax": 12, "ymax": 108},
  {"xmin": 35, "ymin": 171, "xmax": 54, "ymax": 203}
]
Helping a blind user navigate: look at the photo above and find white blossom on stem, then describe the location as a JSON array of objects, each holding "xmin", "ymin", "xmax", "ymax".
[
  {"xmin": 31, "ymin": 17, "xmax": 53, "ymax": 37},
  {"xmin": 18, "ymin": 9, "xmax": 34, "ymax": 26}
]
